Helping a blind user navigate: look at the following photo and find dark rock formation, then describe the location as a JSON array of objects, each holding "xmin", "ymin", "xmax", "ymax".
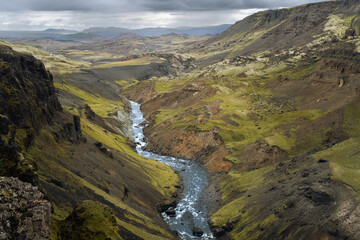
[
  {"xmin": 84, "ymin": 104, "xmax": 96, "ymax": 119},
  {"xmin": 165, "ymin": 208, "xmax": 176, "ymax": 217},
  {"xmin": 0, "ymin": 136, "xmax": 37, "ymax": 185},
  {"xmin": 119, "ymin": 53, "xmax": 195, "ymax": 79},
  {"xmin": 192, "ymin": 227, "xmax": 204, "ymax": 237},
  {"xmin": 0, "ymin": 45, "xmax": 62, "ymax": 134},
  {"xmin": 343, "ymin": 28, "xmax": 356, "ymax": 39},
  {"xmin": 94, "ymin": 142, "xmax": 114, "ymax": 159},
  {"xmin": 157, "ymin": 200, "xmax": 177, "ymax": 212},
  {"xmin": 60, "ymin": 114, "xmax": 85, "ymax": 143},
  {"xmin": 0, "ymin": 177, "xmax": 51, "ymax": 240}
]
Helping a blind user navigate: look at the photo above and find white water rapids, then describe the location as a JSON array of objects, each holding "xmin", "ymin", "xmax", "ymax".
[{"xmin": 129, "ymin": 101, "xmax": 213, "ymax": 240}]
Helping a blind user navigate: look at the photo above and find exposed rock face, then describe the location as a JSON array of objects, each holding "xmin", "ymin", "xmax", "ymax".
[
  {"xmin": 0, "ymin": 45, "xmax": 68, "ymax": 184},
  {"xmin": 0, "ymin": 177, "xmax": 51, "ymax": 240},
  {"xmin": 120, "ymin": 53, "xmax": 196, "ymax": 79},
  {"xmin": 0, "ymin": 45, "xmax": 62, "ymax": 134},
  {"xmin": 0, "ymin": 136, "xmax": 37, "ymax": 186},
  {"xmin": 343, "ymin": 28, "xmax": 356, "ymax": 39}
]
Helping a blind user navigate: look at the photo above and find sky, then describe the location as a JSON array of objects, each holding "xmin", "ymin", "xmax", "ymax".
[{"xmin": 0, "ymin": 0, "xmax": 327, "ymax": 31}]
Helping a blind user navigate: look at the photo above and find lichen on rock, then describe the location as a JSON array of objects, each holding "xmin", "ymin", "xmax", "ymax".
[{"xmin": 0, "ymin": 177, "xmax": 51, "ymax": 240}]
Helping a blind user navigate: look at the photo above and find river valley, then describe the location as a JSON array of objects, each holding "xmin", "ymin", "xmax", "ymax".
[{"xmin": 129, "ymin": 101, "xmax": 213, "ymax": 239}]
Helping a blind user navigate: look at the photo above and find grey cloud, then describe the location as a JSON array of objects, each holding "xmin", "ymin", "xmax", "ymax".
[
  {"xmin": 140, "ymin": 0, "xmax": 326, "ymax": 11},
  {"xmin": 0, "ymin": 0, "xmax": 134, "ymax": 12},
  {"xmin": 0, "ymin": 0, "xmax": 326, "ymax": 12}
]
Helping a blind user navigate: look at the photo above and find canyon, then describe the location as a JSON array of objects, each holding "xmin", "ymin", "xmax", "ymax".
[{"xmin": 1, "ymin": 0, "xmax": 360, "ymax": 239}]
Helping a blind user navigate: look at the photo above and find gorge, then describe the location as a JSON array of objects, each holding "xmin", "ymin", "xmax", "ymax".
[{"xmin": 1, "ymin": 0, "xmax": 360, "ymax": 239}]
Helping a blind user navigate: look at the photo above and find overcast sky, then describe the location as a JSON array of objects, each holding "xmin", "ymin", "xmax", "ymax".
[{"xmin": 0, "ymin": 0, "xmax": 326, "ymax": 31}]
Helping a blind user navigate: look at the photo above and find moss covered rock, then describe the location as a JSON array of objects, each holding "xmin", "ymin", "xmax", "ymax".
[{"xmin": 58, "ymin": 201, "xmax": 122, "ymax": 240}]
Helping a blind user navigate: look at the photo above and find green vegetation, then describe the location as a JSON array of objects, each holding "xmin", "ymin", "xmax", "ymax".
[
  {"xmin": 116, "ymin": 79, "xmax": 140, "ymax": 92},
  {"xmin": 324, "ymin": 14, "xmax": 349, "ymax": 38},
  {"xmin": 0, "ymin": 39, "xmax": 90, "ymax": 74},
  {"xmin": 93, "ymin": 56, "xmax": 163, "ymax": 69},
  {"xmin": 146, "ymin": 68, "xmax": 328, "ymax": 163},
  {"xmin": 313, "ymin": 138, "xmax": 360, "ymax": 198},
  {"xmin": 220, "ymin": 166, "xmax": 274, "ymax": 203},
  {"xmin": 154, "ymin": 75, "xmax": 193, "ymax": 94},
  {"xmin": 80, "ymin": 117, "xmax": 179, "ymax": 197},
  {"xmin": 57, "ymin": 201, "xmax": 122, "ymax": 240},
  {"xmin": 343, "ymin": 100, "xmax": 360, "ymax": 137},
  {"xmin": 211, "ymin": 166, "xmax": 278, "ymax": 240},
  {"xmin": 26, "ymin": 125, "xmax": 176, "ymax": 240},
  {"xmin": 356, "ymin": 39, "xmax": 360, "ymax": 53},
  {"xmin": 55, "ymin": 81, "xmax": 124, "ymax": 117}
]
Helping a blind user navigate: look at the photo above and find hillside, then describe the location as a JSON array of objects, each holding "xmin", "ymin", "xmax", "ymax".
[
  {"xmin": 185, "ymin": 0, "xmax": 360, "ymax": 64},
  {"xmin": 0, "ymin": 44, "xmax": 181, "ymax": 239},
  {"xmin": 123, "ymin": 0, "xmax": 360, "ymax": 239}
]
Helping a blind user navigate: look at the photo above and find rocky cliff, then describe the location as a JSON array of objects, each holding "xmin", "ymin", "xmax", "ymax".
[
  {"xmin": 0, "ymin": 45, "xmax": 63, "ymax": 185},
  {"xmin": 0, "ymin": 45, "xmax": 180, "ymax": 239},
  {"xmin": 0, "ymin": 45, "xmax": 62, "ymax": 133},
  {"xmin": 0, "ymin": 177, "xmax": 51, "ymax": 240}
]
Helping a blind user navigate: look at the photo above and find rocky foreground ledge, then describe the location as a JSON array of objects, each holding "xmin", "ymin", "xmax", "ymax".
[{"xmin": 0, "ymin": 177, "xmax": 51, "ymax": 240}]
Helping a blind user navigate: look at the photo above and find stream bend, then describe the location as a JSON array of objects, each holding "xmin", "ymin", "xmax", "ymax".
[{"xmin": 129, "ymin": 101, "xmax": 213, "ymax": 240}]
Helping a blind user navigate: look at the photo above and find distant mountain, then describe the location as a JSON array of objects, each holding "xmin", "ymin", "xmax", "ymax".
[
  {"xmin": 133, "ymin": 25, "xmax": 232, "ymax": 37},
  {"xmin": 0, "ymin": 25, "xmax": 231, "ymax": 40},
  {"xmin": 82, "ymin": 27, "xmax": 131, "ymax": 38},
  {"xmin": 0, "ymin": 31, "xmax": 64, "ymax": 39},
  {"xmin": 82, "ymin": 24, "xmax": 232, "ymax": 38},
  {"xmin": 43, "ymin": 28, "xmax": 78, "ymax": 34},
  {"xmin": 57, "ymin": 32, "xmax": 102, "ymax": 42}
]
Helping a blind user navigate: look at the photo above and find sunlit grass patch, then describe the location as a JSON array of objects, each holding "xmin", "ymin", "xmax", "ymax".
[
  {"xmin": 54, "ymin": 81, "xmax": 124, "ymax": 117},
  {"xmin": 313, "ymin": 138, "xmax": 360, "ymax": 198},
  {"xmin": 211, "ymin": 166, "xmax": 277, "ymax": 239},
  {"xmin": 93, "ymin": 57, "xmax": 163, "ymax": 69},
  {"xmin": 80, "ymin": 118, "xmax": 179, "ymax": 197},
  {"xmin": 0, "ymin": 39, "xmax": 90, "ymax": 74}
]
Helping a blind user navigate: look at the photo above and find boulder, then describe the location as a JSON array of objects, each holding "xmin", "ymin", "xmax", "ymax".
[
  {"xmin": 157, "ymin": 200, "xmax": 176, "ymax": 212},
  {"xmin": 192, "ymin": 227, "xmax": 204, "ymax": 237},
  {"xmin": 94, "ymin": 142, "xmax": 114, "ymax": 159},
  {"xmin": 343, "ymin": 28, "xmax": 356, "ymax": 39},
  {"xmin": 165, "ymin": 208, "xmax": 176, "ymax": 217},
  {"xmin": 213, "ymin": 227, "xmax": 226, "ymax": 237}
]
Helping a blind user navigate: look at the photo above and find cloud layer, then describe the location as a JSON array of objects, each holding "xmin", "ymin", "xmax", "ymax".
[
  {"xmin": 1, "ymin": 0, "xmax": 325, "ymax": 12},
  {"xmin": 0, "ymin": 0, "xmax": 326, "ymax": 31}
]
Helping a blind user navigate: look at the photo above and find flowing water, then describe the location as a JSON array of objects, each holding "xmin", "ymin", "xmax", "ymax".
[{"xmin": 129, "ymin": 101, "xmax": 213, "ymax": 240}]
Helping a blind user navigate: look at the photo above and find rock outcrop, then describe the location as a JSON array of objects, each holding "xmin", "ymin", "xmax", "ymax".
[
  {"xmin": 0, "ymin": 177, "xmax": 51, "ymax": 240},
  {"xmin": 0, "ymin": 45, "xmax": 62, "ymax": 134}
]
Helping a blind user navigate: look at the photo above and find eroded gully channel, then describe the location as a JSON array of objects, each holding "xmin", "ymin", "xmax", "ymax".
[{"xmin": 129, "ymin": 101, "xmax": 213, "ymax": 239}]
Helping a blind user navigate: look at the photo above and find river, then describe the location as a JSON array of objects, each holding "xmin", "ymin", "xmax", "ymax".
[{"xmin": 129, "ymin": 101, "xmax": 213, "ymax": 240}]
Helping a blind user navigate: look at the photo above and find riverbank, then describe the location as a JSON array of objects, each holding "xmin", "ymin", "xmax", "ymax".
[{"xmin": 129, "ymin": 100, "xmax": 213, "ymax": 239}]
